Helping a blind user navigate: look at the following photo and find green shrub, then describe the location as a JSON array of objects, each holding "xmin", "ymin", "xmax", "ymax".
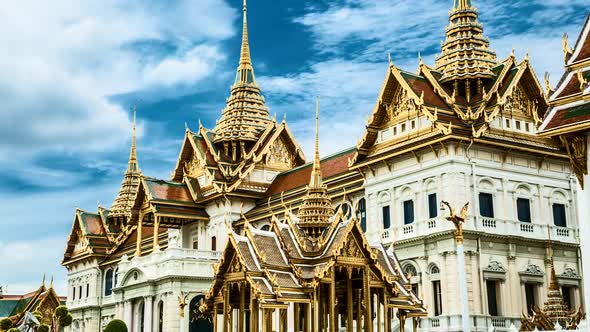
[
  {"xmin": 59, "ymin": 313, "xmax": 73, "ymax": 327},
  {"xmin": 0, "ymin": 318, "xmax": 13, "ymax": 330},
  {"xmin": 6, "ymin": 328, "xmax": 18, "ymax": 332},
  {"xmin": 104, "ymin": 319, "xmax": 128, "ymax": 332},
  {"xmin": 54, "ymin": 305, "xmax": 68, "ymax": 318},
  {"xmin": 37, "ymin": 324, "xmax": 50, "ymax": 332}
]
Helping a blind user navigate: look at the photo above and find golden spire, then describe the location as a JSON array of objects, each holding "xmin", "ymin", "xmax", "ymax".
[
  {"xmin": 128, "ymin": 106, "xmax": 139, "ymax": 173},
  {"xmin": 297, "ymin": 97, "xmax": 333, "ymax": 240},
  {"xmin": 213, "ymin": 0, "xmax": 272, "ymax": 148},
  {"xmin": 310, "ymin": 96, "xmax": 322, "ymax": 188},
  {"xmin": 239, "ymin": 0, "xmax": 251, "ymax": 67},
  {"xmin": 110, "ymin": 107, "xmax": 142, "ymax": 218}
]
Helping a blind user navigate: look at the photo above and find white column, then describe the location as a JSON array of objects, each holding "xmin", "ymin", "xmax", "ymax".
[
  {"xmin": 124, "ymin": 300, "xmax": 133, "ymax": 331},
  {"xmin": 457, "ymin": 244, "xmax": 471, "ymax": 332},
  {"xmin": 144, "ymin": 296, "xmax": 153, "ymax": 332}
]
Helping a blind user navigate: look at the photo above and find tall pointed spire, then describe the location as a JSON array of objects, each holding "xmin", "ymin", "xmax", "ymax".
[
  {"xmin": 128, "ymin": 106, "xmax": 139, "ymax": 173},
  {"xmin": 214, "ymin": 0, "xmax": 272, "ymax": 153},
  {"xmin": 297, "ymin": 97, "xmax": 333, "ymax": 240},
  {"xmin": 309, "ymin": 96, "xmax": 322, "ymax": 188},
  {"xmin": 239, "ymin": 0, "xmax": 251, "ymax": 67},
  {"xmin": 435, "ymin": 0, "xmax": 497, "ymax": 85},
  {"xmin": 110, "ymin": 107, "xmax": 142, "ymax": 219}
]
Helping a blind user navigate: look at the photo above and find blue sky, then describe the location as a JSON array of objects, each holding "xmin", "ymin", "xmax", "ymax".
[{"xmin": 0, "ymin": 0, "xmax": 588, "ymax": 295}]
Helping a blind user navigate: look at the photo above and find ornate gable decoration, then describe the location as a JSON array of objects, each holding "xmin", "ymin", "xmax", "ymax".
[
  {"xmin": 383, "ymin": 85, "xmax": 418, "ymax": 124},
  {"xmin": 560, "ymin": 266, "xmax": 581, "ymax": 280},
  {"xmin": 520, "ymin": 263, "xmax": 544, "ymax": 276},
  {"xmin": 266, "ymin": 138, "xmax": 293, "ymax": 170},
  {"xmin": 483, "ymin": 260, "xmax": 506, "ymax": 273},
  {"xmin": 184, "ymin": 152, "xmax": 206, "ymax": 178}
]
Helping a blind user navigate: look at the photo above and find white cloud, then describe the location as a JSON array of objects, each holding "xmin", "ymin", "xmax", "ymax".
[{"xmin": 0, "ymin": 0, "xmax": 235, "ymax": 165}]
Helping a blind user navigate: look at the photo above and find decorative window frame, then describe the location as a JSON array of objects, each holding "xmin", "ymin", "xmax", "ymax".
[
  {"xmin": 402, "ymin": 261, "xmax": 421, "ymax": 284},
  {"xmin": 427, "ymin": 263, "xmax": 441, "ymax": 281},
  {"xmin": 519, "ymin": 263, "xmax": 545, "ymax": 284},
  {"xmin": 549, "ymin": 188, "xmax": 570, "ymax": 228},
  {"xmin": 482, "ymin": 260, "xmax": 507, "ymax": 280}
]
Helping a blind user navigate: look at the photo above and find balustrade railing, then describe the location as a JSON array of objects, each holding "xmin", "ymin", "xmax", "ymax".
[{"xmin": 379, "ymin": 216, "xmax": 578, "ymax": 245}]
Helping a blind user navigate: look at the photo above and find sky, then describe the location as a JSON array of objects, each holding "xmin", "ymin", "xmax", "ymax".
[{"xmin": 0, "ymin": 0, "xmax": 588, "ymax": 295}]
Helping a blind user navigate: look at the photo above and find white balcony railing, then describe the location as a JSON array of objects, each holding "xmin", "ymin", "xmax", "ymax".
[{"xmin": 380, "ymin": 217, "xmax": 578, "ymax": 245}]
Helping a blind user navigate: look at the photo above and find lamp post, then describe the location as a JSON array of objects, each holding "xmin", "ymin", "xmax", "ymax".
[{"xmin": 441, "ymin": 201, "xmax": 470, "ymax": 332}]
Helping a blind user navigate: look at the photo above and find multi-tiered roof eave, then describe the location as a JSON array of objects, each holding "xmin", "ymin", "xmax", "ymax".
[
  {"xmin": 350, "ymin": 0, "xmax": 562, "ymax": 170},
  {"xmin": 539, "ymin": 12, "xmax": 590, "ymax": 188}
]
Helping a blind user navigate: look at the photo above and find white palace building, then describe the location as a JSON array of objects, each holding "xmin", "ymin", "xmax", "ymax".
[{"xmin": 61, "ymin": 1, "xmax": 587, "ymax": 331}]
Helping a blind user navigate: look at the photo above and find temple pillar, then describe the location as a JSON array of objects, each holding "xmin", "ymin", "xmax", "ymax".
[
  {"xmin": 136, "ymin": 213, "xmax": 143, "ymax": 257},
  {"xmin": 124, "ymin": 300, "xmax": 133, "ymax": 330},
  {"xmin": 280, "ymin": 309, "xmax": 287, "ymax": 332},
  {"xmin": 223, "ymin": 285, "xmax": 230, "ymax": 332},
  {"xmin": 347, "ymin": 277, "xmax": 353, "ymax": 332},
  {"xmin": 153, "ymin": 216, "xmax": 160, "ymax": 251},
  {"xmin": 330, "ymin": 267, "xmax": 336, "ymax": 332},
  {"xmin": 294, "ymin": 303, "xmax": 300, "ymax": 332},
  {"xmin": 144, "ymin": 296, "xmax": 153, "ymax": 332},
  {"xmin": 364, "ymin": 268, "xmax": 372, "ymax": 332},
  {"xmin": 377, "ymin": 291, "xmax": 382, "ymax": 332},
  {"xmin": 384, "ymin": 290, "xmax": 390, "ymax": 332},
  {"xmin": 239, "ymin": 284, "xmax": 245, "ymax": 332},
  {"xmin": 213, "ymin": 304, "xmax": 217, "ymax": 332}
]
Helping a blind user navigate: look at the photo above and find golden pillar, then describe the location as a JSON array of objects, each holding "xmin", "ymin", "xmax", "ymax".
[
  {"xmin": 377, "ymin": 290, "xmax": 381, "ymax": 332},
  {"xmin": 239, "ymin": 283, "xmax": 245, "ymax": 332},
  {"xmin": 250, "ymin": 289, "xmax": 257, "ymax": 332},
  {"xmin": 213, "ymin": 303, "xmax": 217, "ymax": 332},
  {"xmin": 152, "ymin": 216, "xmax": 160, "ymax": 250},
  {"xmin": 412, "ymin": 317, "xmax": 418, "ymax": 332},
  {"xmin": 280, "ymin": 309, "xmax": 287, "ymax": 332},
  {"xmin": 330, "ymin": 267, "xmax": 336, "ymax": 332},
  {"xmin": 223, "ymin": 285, "xmax": 230, "ymax": 332},
  {"xmin": 363, "ymin": 268, "xmax": 372, "ymax": 332},
  {"xmin": 398, "ymin": 311, "xmax": 406, "ymax": 332},
  {"xmin": 136, "ymin": 212, "xmax": 143, "ymax": 257},
  {"xmin": 294, "ymin": 303, "xmax": 300, "ymax": 332},
  {"xmin": 384, "ymin": 290, "xmax": 390, "ymax": 332},
  {"xmin": 347, "ymin": 277, "xmax": 353, "ymax": 332}
]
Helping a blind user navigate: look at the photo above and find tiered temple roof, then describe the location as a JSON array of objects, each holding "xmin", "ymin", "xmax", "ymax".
[
  {"xmin": 350, "ymin": 0, "xmax": 559, "ymax": 169},
  {"xmin": 435, "ymin": 0, "xmax": 497, "ymax": 83},
  {"xmin": 539, "ymin": 12, "xmax": 590, "ymax": 187}
]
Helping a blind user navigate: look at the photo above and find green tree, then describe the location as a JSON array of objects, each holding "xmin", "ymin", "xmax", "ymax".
[
  {"xmin": 51, "ymin": 305, "xmax": 73, "ymax": 332},
  {"xmin": 0, "ymin": 318, "xmax": 12, "ymax": 331},
  {"xmin": 104, "ymin": 319, "xmax": 128, "ymax": 332},
  {"xmin": 37, "ymin": 325, "xmax": 50, "ymax": 332}
]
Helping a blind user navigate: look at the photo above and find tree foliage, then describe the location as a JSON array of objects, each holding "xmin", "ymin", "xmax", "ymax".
[
  {"xmin": 104, "ymin": 319, "xmax": 128, "ymax": 332},
  {"xmin": 37, "ymin": 324, "xmax": 50, "ymax": 332},
  {"xmin": 0, "ymin": 318, "xmax": 12, "ymax": 331}
]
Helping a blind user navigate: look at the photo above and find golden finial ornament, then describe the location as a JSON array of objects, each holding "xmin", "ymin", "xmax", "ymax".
[
  {"xmin": 577, "ymin": 69, "xmax": 588, "ymax": 91},
  {"xmin": 562, "ymin": 33, "xmax": 573, "ymax": 63},
  {"xmin": 440, "ymin": 201, "xmax": 469, "ymax": 244},
  {"xmin": 544, "ymin": 72, "xmax": 554, "ymax": 96},
  {"xmin": 178, "ymin": 291, "xmax": 189, "ymax": 318}
]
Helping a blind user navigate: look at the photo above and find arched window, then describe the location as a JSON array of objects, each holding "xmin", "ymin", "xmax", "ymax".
[
  {"xmin": 114, "ymin": 268, "xmax": 118, "ymax": 287},
  {"xmin": 356, "ymin": 198, "xmax": 367, "ymax": 232},
  {"xmin": 157, "ymin": 300, "xmax": 164, "ymax": 332},
  {"xmin": 104, "ymin": 269, "xmax": 113, "ymax": 296},
  {"xmin": 211, "ymin": 236, "xmax": 217, "ymax": 251},
  {"xmin": 78, "ymin": 285, "xmax": 82, "ymax": 300},
  {"xmin": 404, "ymin": 264, "xmax": 418, "ymax": 278},
  {"xmin": 189, "ymin": 295, "xmax": 213, "ymax": 332},
  {"xmin": 430, "ymin": 265, "xmax": 440, "ymax": 275}
]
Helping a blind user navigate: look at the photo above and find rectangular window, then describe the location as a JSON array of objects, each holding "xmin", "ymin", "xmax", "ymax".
[
  {"xmin": 517, "ymin": 198, "xmax": 531, "ymax": 223},
  {"xmin": 553, "ymin": 203, "xmax": 567, "ymax": 227},
  {"xmin": 525, "ymin": 123, "xmax": 530, "ymax": 132},
  {"xmin": 486, "ymin": 280, "xmax": 499, "ymax": 316},
  {"xmin": 78, "ymin": 286, "xmax": 82, "ymax": 300},
  {"xmin": 433, "ymin": 280, "xmax": 443, "ymax": 316},
  {"xmin": 382, "ymin": 206, "xmax": 391, "ymax": 229},
  {"xmin": 192, "ymin": 239, "xmax": 199, "ymax": 250},
  {"xmin": 428, "ymin": 193, "xmax": 438, "ymax": 218},
  {"xmin": 505, "ymin": 119, "xmax": 511, "ymax": 128},
  {"xmin": 524, "ymin": 283, "xmax": 537, "ymax": 316},
  {"xmin": 72, "ymin": 287, "xmax": 75, "ymax": 300},
  {"xmin": 393, "ymin": 127, "xmax": 398, "ymax": 135},
  {"xmin": 86, "ymin": 284, "xmax": 89, "ymax": 298},
  {"xmin": 479, "ymin": 193, "xmax": 494, "ymax": 218},
  {"xmin": 516, "ymin": 121, "xmax": 521, "ymax": 130},
  {"xmin": 403, "ymin": 200, "xmax": 414, "ymax": 225},
  {"xmin": 401, "ymin": 123, "xmax": 406, "ymax": 132},
  {"xmin": 411, "ymin": 120, "xmax": 416, "ymax": 129}
]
